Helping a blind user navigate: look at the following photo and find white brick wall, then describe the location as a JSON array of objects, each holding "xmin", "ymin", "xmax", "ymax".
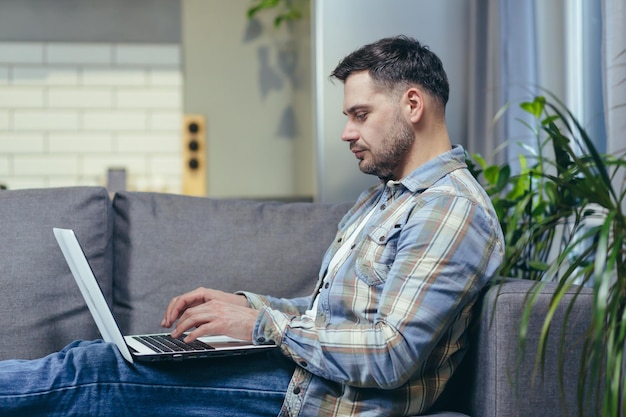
[{"xmin": 0, "ymin": 41, "xmax": 183, "ymax": 192}]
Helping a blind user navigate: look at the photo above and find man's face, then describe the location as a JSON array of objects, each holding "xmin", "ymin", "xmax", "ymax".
[{"xmin": 341, "ymin": 71, "xmax": 414, "ymax": 181}]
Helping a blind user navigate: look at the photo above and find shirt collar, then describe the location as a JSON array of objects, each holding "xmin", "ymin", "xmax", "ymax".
[{"xmin": 394, "ymin": 145, "xmax": 467, "ymax": 194}]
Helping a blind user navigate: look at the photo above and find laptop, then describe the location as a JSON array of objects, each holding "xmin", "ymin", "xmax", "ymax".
[{"xmin": 53, "ymin": 227, "xmax": 277, "ymax": 363}]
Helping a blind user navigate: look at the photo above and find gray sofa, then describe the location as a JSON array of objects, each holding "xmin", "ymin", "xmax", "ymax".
[{"xmin": 0, "ymin": 186, "xmax": 594, "ymax": 416}]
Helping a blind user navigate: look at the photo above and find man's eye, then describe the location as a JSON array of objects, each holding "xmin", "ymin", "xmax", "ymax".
[{"xmin": 355, "ymin": 113, "xmax": 367, "ymax": 121}]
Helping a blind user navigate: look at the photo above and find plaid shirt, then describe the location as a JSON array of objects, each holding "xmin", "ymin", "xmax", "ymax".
[{"xmin": 243, "ymin": 145, "xmax": 505, "ymax": 416}]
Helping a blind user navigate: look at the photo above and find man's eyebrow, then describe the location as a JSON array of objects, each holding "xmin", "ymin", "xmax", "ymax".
[{"xmin": 343, "ymin": 104, "xmax": 371, "ymax": 116}]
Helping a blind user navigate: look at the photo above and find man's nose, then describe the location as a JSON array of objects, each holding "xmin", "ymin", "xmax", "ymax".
[{"xmin": 341, "ymin": 121, "xmax": 358, "ymax": 142}]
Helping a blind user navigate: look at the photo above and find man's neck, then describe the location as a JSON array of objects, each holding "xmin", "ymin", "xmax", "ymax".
[{"xmin": 393, "ymin": 129, "xmax": 451, "ymax": 180}]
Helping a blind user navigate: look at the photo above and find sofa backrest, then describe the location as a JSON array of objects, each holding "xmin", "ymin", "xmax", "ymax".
[
  {"xmin": 0, "ymin": 187, "xmax": 114, "ymax": 360},
  {"xmin": 112, "ymin": 191, "xmax": 353, "ymax": 334}
]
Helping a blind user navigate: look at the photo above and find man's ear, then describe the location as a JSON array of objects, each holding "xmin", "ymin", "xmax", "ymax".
[{"xmin": 405, "ymin": 88, "xmax": 425, "ymax": 124}]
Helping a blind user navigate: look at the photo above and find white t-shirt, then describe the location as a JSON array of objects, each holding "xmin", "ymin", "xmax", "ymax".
[{"xmin": 304, "ymin": 206, "xmax": 377, "ymax": 319}]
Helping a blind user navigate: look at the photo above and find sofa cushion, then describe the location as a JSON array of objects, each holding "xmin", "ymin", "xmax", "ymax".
[
  {"xmin": 0, "ymin": 187, "xmax": 114, "ymax": 360},
  {"xmin": 112, "ymin": 191, "xmax": 353, "ymax": 334}
]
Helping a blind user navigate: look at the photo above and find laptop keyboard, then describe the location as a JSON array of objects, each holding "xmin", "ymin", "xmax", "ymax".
[{"xmin": 133, "ymin": 334, "xmax": 215, "ymax": 353}]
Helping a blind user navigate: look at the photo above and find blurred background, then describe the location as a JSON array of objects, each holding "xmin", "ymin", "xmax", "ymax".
[{"xmin": 0, "ymin": 0, "xmax": 622, "ymax": 202}]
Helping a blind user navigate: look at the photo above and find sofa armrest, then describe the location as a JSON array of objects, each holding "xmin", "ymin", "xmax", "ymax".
[{"xmin": 467, "ymin": 279, "xmax": 596, "ymax": 417}]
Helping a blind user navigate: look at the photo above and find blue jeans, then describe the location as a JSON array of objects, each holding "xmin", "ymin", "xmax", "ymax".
[{"xmin": 0, "ymin": 340, "xmax": 295, "ymax": 416}]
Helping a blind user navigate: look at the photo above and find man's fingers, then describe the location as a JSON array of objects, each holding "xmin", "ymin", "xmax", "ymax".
[
  {"xmin": 161, "ymin": 296, "xmax": 180, "ymax": 327},
  {"xmin": 161, "ymin": 287, "xmax": 209, "ymax": 328},
  {"xmin": 171, "ymin": 301, "xmax": 259, "ymax": 342},
  {"xmin": 170, "ymin": 305, "xmax": 215, "ymax": 339}
]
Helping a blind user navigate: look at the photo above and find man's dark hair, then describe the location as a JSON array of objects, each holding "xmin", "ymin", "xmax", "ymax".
[{"xmin": 331, "ymin": 35, "xmax": 449, "ymax": 108}]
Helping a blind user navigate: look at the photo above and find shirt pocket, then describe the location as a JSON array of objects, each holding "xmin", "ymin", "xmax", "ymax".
[{"xmin": 354, "ymin": 224, "xmax": 402, "ymax": 286}]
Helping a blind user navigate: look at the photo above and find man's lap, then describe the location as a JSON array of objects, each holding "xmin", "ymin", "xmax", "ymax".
[{"xmin": 0, "ymin": 340, "xmax": 294, "ymax": 417}]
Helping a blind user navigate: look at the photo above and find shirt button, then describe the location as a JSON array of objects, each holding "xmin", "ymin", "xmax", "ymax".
[
  {"xmin": 299, "ymin": 361, "xmax": 308, "ymax": 367},
  {"xmin": 293, "ymin": 386, "xmax": 301, "ymax": 395},
  {"xmin": 324, "ymin": 282, "xmax": 329, "ymax": 289},
  {"xmin": 350, "ymin": 244, "xmax": 356, "ymax": 249},
  {"xmin": 379, "ymin": 236, "xmax": 385, "ymax": 242},
  {"xmin": 380, "ymin": 204, "xmax": 386, "ymax": 210},
  {"xmin": 257, "ymin": 337, "xmax": 266, "ymax": 343}
]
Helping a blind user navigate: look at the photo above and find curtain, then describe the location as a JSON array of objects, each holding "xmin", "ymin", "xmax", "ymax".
[
  {"xmin": 466, "ymin": 0, "xmax": 538, "ymax": 167},
  {"xmin": 466, "ymin": 0, "xmax": 503, "ymax": 164},
  {"xmin": 498, "ymin": 0, "xmax": 539, "ymax": 168},
  {"xmin": 602, "ymin": 0, "xmax": 626, "ymax": 208},
  {"xmin": 468, "ymin": 0, "xmax": 624, "ymax": 165},
  {"xmin": 602, "ymin": 0, "xmax": 626, "ymax": 156}
]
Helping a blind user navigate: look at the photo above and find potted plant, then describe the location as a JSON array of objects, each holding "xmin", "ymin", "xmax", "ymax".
[
  {"xmin": 467, "ymin": 95, "xmax": 626, "ymax": 416},
  {"xmin": 246, "ymin": 0, "xmax": 306, "ymax": 28}
]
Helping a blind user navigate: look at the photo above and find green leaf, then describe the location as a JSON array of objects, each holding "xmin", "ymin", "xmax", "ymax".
[
  {"xmin": 247, "ymin": 0, "xmax": 303, "ymax": 27},
  {"xmin": 496, "ymin": 164, "xmax": 511, "ymax": 191},
  {"xmin": 520, "ymin": 96, "xmax": 546, "ymax": 118},
  {"xmin": 247, "ymin": 0, "xmax": 281, "ymax": 19},
  {"xmin": 528, "ymin": 260, "xmax": 550, "ymax": 271},
  {"xmin": 506, "ymin": 175, "xmax": 528, "ymax": 200},
  {"xmin": 484, "ymin": 165, "xmax": 500, "ymax": 186},
  {"xmin": 473, "ymin": 153, "xmax": 487, "ymax": 170},
  {"xmin": 274, "ymin": 9, "xmax": 302, "ymax": 27},
  {"xmin": 541, "ymin": 115, "xmax": 559, "ymax": 126}
]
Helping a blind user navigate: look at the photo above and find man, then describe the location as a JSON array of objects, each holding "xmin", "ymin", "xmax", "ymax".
[{"xmin": 0, "ymin": 36, "xmax": 504, "ymax": 416}]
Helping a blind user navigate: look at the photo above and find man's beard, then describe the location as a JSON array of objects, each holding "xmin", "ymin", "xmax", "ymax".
[{"xmin": 359, "ymin": 112, "xmax": 414, "ymax": 181}]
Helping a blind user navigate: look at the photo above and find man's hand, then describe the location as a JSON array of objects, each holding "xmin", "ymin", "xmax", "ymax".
[{"xmin": 161, "ymin": 287, "xmax": 258, "ymax": 343}]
